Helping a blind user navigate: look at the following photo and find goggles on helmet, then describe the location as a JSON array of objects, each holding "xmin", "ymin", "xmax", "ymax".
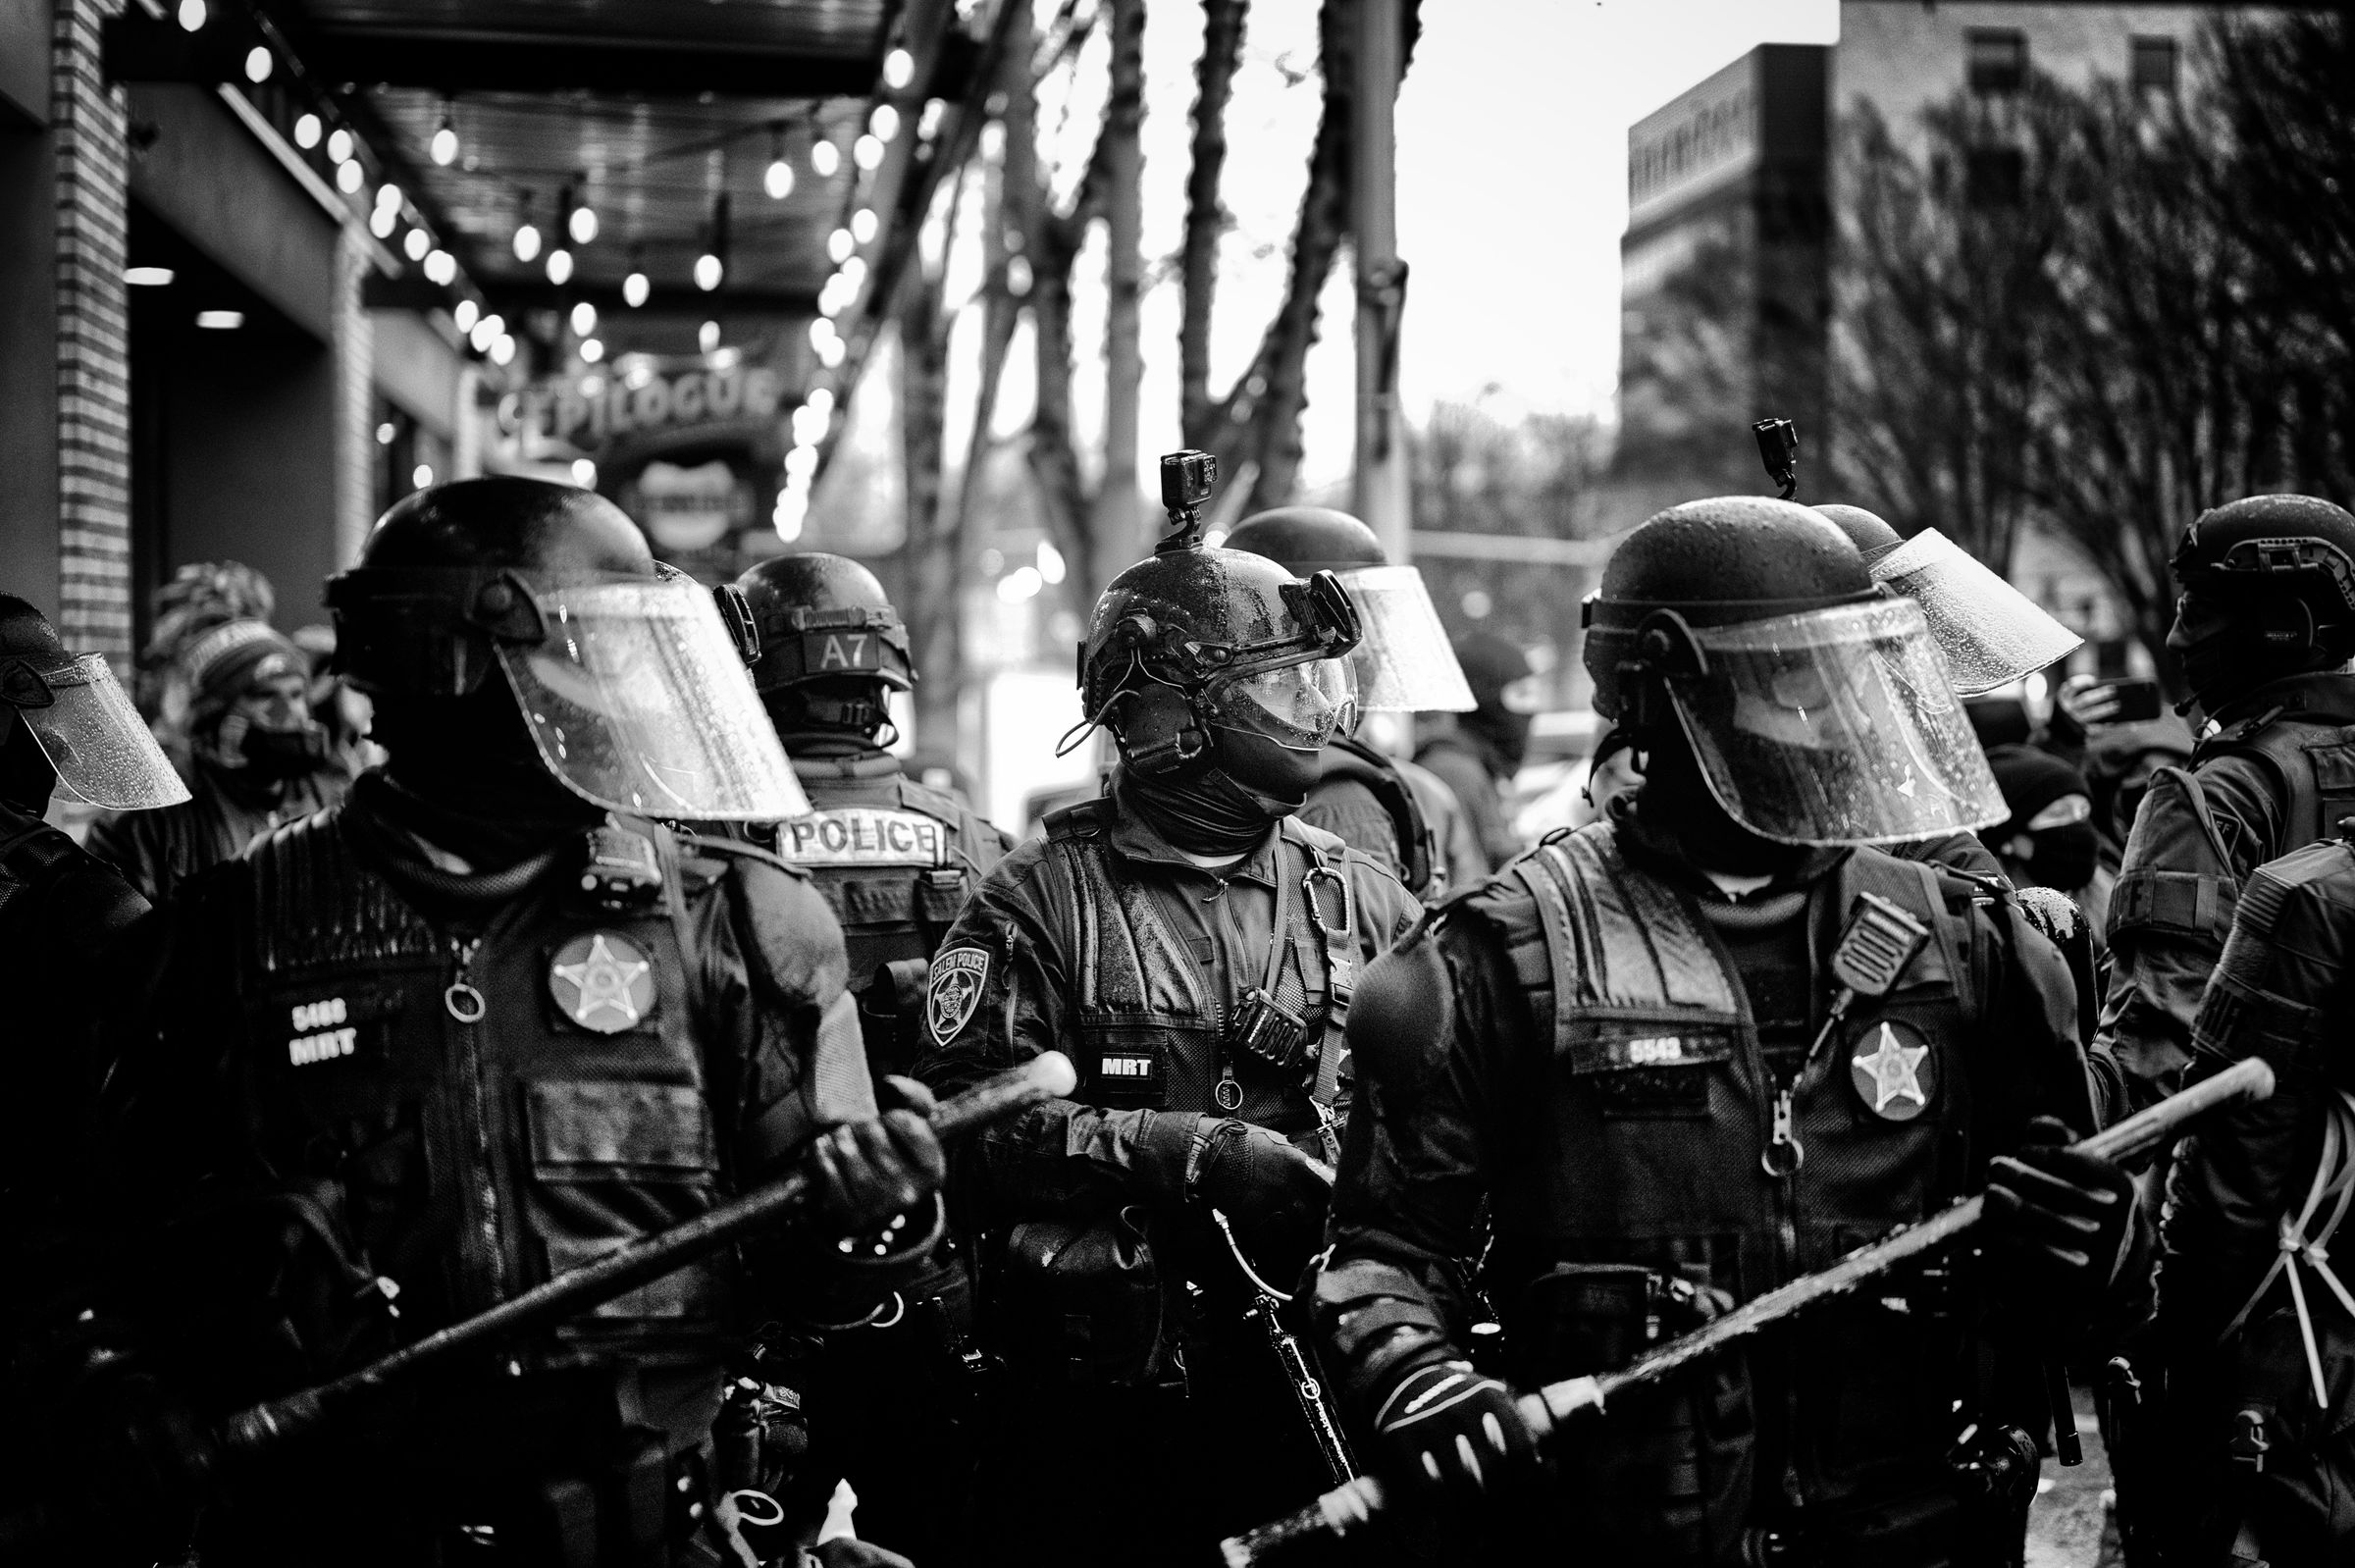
[
  {"xmin": 0, "ymin": 652, "xmax": 190, "ymax": 810},
  {"xmin": 1203, "ymin": 656, "xmax": 1359, "ymax": 753}
]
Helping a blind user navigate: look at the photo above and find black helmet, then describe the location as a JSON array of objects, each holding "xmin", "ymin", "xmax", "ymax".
[
  {"xmin": 1583, "ymin": 496, "xmax": 1876, "ymax": 722},
  {"xmin": 722, "ymin": 552, "xmax": 912, "ymax": 742},
  {"xmin": 328, "ymin": 477, "xmax": 806, "ymax": 821},
  {"xmin": 2172, "ymin": 494, "xmax": 2355, "ymax": 661},
  {"xmin": 1581, "ymin": 497, "xmax": 2005, "ymax": 848},
  {"xmin": 1221, "ymin": 507, "xmax": 1386, "ymax": 574},
  {"xmin": 328, "ymin": 476, "xmax": 654, "ymax": 698},
  {"xmin": 1810, "ymin": 503, "xmax": 1903, "ymax": 565},
  {"xmin": 0, "ymin": 595, "xmax": 188, "ymax": 812},
  {"xmin": 1079, "ymin": 544, "xmax": 1361, "ymax": 775}
]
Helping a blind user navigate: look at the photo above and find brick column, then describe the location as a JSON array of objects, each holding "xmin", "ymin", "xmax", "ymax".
[{"xmin": 51, "ymin": 0, "xmax": 132, "ymax": 665}]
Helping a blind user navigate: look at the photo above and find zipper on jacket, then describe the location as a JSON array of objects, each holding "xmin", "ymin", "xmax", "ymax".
[{"xmin": 444, "ymin": 935, "xmax": 501, "ymax": 1302}]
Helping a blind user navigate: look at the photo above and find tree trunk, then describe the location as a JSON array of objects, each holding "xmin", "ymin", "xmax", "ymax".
[
  {"xmin": 898, "ymin": 263, "xmax": 959, "ymax": 758},
  {"xmin": 1178, "ymin": 0, "xmax": 1249, "ymax": 449},
  {"xmin": 1093, "ymin": 0, "xmax": 1148, "ymax": 561}
]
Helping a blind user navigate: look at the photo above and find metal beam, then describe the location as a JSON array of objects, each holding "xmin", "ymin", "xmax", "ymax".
[
  {"xmin": 111, "ymin": 10, "xmax": 981, "ymax": 99},
  {"xmin": 362, "ymin": 272, "xmax": 816, "ymax": 318}
]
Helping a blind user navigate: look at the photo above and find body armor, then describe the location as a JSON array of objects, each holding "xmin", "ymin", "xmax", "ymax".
[
  {"xmin": 1470, "ymin": 824, "xmax": 1988, "ymax": 1552},
  {"xmin": 1040, "ymin": 798, "xmax": 1353, "ymax": 1138},
  {"xmin": 1306, "ymin": 736, "xmax": 1433, "ymax": 895},
  {"xmin": 217, "ymin": 808, "xmax": 766, "ymax": 1370}
]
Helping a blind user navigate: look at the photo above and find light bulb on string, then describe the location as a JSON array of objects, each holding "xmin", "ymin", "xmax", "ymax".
[
  {"xmin": 807, "ymin": 387, "xmax": 835, "ymax": 417},
  {"xmin": 869, "ymin": 105, "xmax": 900, "ymax": 141},
  {"xmin": 546, "ymin": 248, "xmax": 573, "ymax": 286},
  {"xmin": 811, "ymin": 132, "xmax": 840, "ymax": 178},
  {"xmin": 882, "ymin": 47, "xmax": 915, "ymax": 89},
  {"xmin": 512, "ymin": 194, "xmax": 541, "ymax": 262},
  {"xmin": 336, "ymin": 160, "xmax": 363, "ymax": 194},
  {"xmin": 763, "ymin": 126, "xmax": 795, "ymax": 200},
  {"xmin": 580, "ymin": 339, "xmax": 603, "ymax": 364},
  {"xmin": 424, "ymin": 248, "xmax": 455, "ymax": 286},
  {"xmin": 850, "ymin": 208, "xmax": 878, "ymax": 244},
  {"xmin": 827, "ymin": 229, "xmax": 854, "ymax": 264},
  {"xmin": 568, "ymin": 200, "xmax": 597, "ymax": 245},
  {"xmin": 453, "ymin": 298, "xmax": 479, "ymax": 334},
  {"xmin": 469, "ymin": 317, "xmax": 497, "ymax": 353},
  {"xmin": 623, "ymin": 266, "xmax": 650, "ymax": 309},
  {"xmin": 490, "ymin": 335, "xmax": 516, "ymax": 367},
  {"xmin": 369, "ymin": 204, "xmax": 398, "ymax": 239},
  {"xmin": 328, "ymin": 128, "xmax": 354, "ymax": 164},
  {"xmin": 375, "ymin": 183, "xmax": 402, "ymax": 211},
  {"xmin": 176, "ymin": 0, "xmax": 205, "ymax": 30},
  {"xmin": 293, "ymin": 113, "xmax": 321, "ymax": 149},
  {"xmin": 570, "ymin": 300, "xmax": 597, "ymax": 337},
  {"xmin": 694, "ymin": 252, "xmax": 723, "ymax": 291},
  {"xmin": 699, "ymin": 320, "xmax": 722, "ymax": 354},
  {"xmin": 430, "ymin": 107, "xmax": 458, "ymax": 167},
  {"xmin": 853, "ymin": 134, "xmax": 883, "ymax": 171},
  {"xmin": 817, "ymin": 337, "xmax": 845, "ymax": 369},
  {"xmin": 403, "ymin": 227, "xmax": 431, "ymax": 262},
  {"xmin": 243, "ymin": 46, "xmax": 272, "ymax": 83},
  {"xmin": 694, "ymin": 193, "xmax": 729, "ymax": 292}
]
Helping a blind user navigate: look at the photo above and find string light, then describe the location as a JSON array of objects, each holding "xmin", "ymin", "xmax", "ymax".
[
  {"xmin": 243, "ymin": 46, "xmax": 272, "ymax": 83},
  {"xmin": 827, "ymin": 229, "xmax": 854, "ymax": 264},
  {"xmin": 512, "ymin": 193, "xmax": 541, "ymax": 263},
  {"xmin": 375, "ymin": 183, "xmax": 402, "ymax": 211},
  {"xmin": 328, "ymin": 128, "xmax": 354, "ymax": 163},
  {"xmin": 623, "ymin": 266, "xmax": 650, "ymax": 309},
  {"xmin": 695, "ymin": 193, "xmax": 730, "ymax": 292},
  {"xmin": 869, "ymin": 105, "xmax": 900, "ymax": 141},
  {"xmin": 546, "ymin": 248, "xmax": 573, "ymax": 286},
  {"xmin": 430, "ymin": 106, "xmax": 458, "ymax": 167},
  {"xmin": 882, "ymin": 47, "xmax": 916, "ymax": 89},
  {"xmin": 560, "ymin": 183, "xmax": 596, "ymax": 246},
  {"xmin": 490, "ymin": 335, "xmax": 516, "ymax": 367},
  {"xmin": 293, "ymin": 113, "xmax": 321, "ymax": 149},
  {"xmin": 403, "ymin": 227, "xmax": 431, "ymax": 262},
  {"xmin": 694, "ymin": 253, "xmax": 723, "ymax": 291},
  {"xmin": 580, "ymin": 339, "xmax": 603, "ymax": 364},
  {"xmin": 763, "ymin": 127, "xmax": 795, "ymax": 200},
  {"xmin": 572, "ymin": 459, "xmax": 598, "ymax": 488},
  {"xmin": 806, "ymin": 387, "xmax": 835, "ymax": 417},
  {"xmin": 453, "ymin": 299, "xmax": 479, "ymax": 334},
  {"xmin": 369, "ymin": 204, "xmax": 398, "ymax": 239},
  {"xmin": 424, "ymin": 248, "xmax": 456, "ymax": 286},
  {"xmin": 853, "ymin": 134, "xmax": 884, "ymax": 171},
  {"xmin": 469, "ymin": 317, "xmax": 498, "ymax": 353},
  {"xmin": 570, "ymin": 300, "xmax": 597, "ymax": 337},
  {"xmin": 699, "ymin": 320, "xmax": 722, "ymax": 353},
  {"xmin": 176, "ymin": 0, "xmax": 204, "ymax": 31},
  {"xmin": 850, "ymin": 208, "xmax": 878, "ymax": 244},
  {"xmin": 336, "ymin": 160, "xmax": 363, "ymax": 194},
  {"xmin": 811, "ymin": 131, "xmax": 840, "ymax": 178}
]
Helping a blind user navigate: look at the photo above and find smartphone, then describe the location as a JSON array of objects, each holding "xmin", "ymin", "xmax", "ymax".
[{"xmin": 2100, "ymin": 677, "xmax": 2164, "ymax": 723}]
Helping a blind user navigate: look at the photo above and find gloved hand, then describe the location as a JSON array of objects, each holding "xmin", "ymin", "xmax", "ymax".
[
  {"xmin": 1191, "ymin": 1118, "xmax": 1334, "ymax": 1281},
  {"xmin": 1368, "ymin": 1358, "xmax": 1543, "ymax": 1512},
  {"xmin": 808, "ymin": 1075, "xmax": 946, "ymax": 1239},
  {"xmin": 1985, "ymin": 1115, "xmax": 2132, "ymax": 1311}
]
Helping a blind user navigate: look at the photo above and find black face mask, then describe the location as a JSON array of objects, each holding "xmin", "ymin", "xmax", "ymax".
[
  {"xmin": 1464, "ymin": 705, "xmax": 1534, "ymax": 771},
  {"xmin": 1631, "ymin": 732, "xmax": 1806, "ymax": 879},
  {"xmin": 371, "ymin": 680, "xmax": 605, "ymax": 866},
  {"xmin": 1119, "ymin": 760, "xmax": 1294, "ymax": 860},
  {"xmin": 0, "ymin": 720, "xmax": 57, "ymax": 816},
  {"xmin": 2023, "ymin": 822, "xmax": 2100, "ymax": 895},
  {"xmin": 240, "ymin": 722, "xmax": 332, "ymax": 780}
]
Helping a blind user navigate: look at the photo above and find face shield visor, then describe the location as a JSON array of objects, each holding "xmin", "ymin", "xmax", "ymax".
[
  {"xmin": 1334, "ymin": 566, "xmax": 1475, "ymax": 711},
  {"xmin": 1660, "ymin": 597, "xmax": 2007, "ymax": 847},
  {"xmin": 0, "ymin": 653, "xmax": 190, "ymax": 810},
  {"xmin": 496, "ymin": 576, "xmax": 811, "ymax": 821},
  {"xmin": 1870, "ymin": 529, "xmax": 2081, "ymax": 696}
]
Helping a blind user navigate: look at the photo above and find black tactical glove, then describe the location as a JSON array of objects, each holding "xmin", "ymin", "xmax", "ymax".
[
  {"xmin": 1190, "ymin": 1117, "xmax": 1334, "ymax": 1280},
  {"xmin": 1985, "ymin": 1115, "xmax": 2132, "ymax": 1313},
  {"xmin": 1368, "ymin": 1358, "xmax": 1543, "ymax": 1512},
  {"xmin": 808, "ymin": 1075, "xmax": 947, "ymax": 1239}
]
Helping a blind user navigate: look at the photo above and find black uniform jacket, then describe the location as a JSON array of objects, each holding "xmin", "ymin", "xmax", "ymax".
[{"xmin": 913, "ymin": 779, "xmax": 1422, "ymax": 1226}]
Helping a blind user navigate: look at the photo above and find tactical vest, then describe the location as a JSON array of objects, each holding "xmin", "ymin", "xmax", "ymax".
[
  {"xmin": 227, "ymin": 808, "xmax": 742, "ymax": 1371},
  {"xmin": 1317, "ymin": 737, "xmax": 1433, "ymax": 896},
  {"xmin": 0, "ymin": 810, "xmax": 90, "ymax": 926},
  {"xmin": 2195, "ymin": 700, "xmax": 2355, "ymax": 858},
  {"xmin": 1039, "ymin": 801, "xmax": 1353, "ymax": 1142},
  {"xmin": 757, "ymin": 773, "xmax": 975, "ymax": 983},
  {"xmin": 1479, "ymin": 823, "xmax": 1986, "ymax": 1525}
]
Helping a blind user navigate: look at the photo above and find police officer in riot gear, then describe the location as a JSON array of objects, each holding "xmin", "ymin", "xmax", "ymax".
[
  {"xmin": 1314, "ymin": 497, "xmax": 2131, "ymax": 1565},
  {"xmin": 2098, "ymin": 494, "xmax": 2355, "ymax": 1120},
  {"xmin": 723, "ymin": 550, "xmax": 1016, "ymax": 1075},
  {"xmin": 1223, "ymin": 506, "xmax": 1474, "ymax": 900},
  {"xmin": 74, "ymin": 479, "xmax": 946, "ymax": 1568},
  {"xmin": 915, "ymin": 455, "xmax": 1423, "ymax": 1568},
  {"xmin": 719, "ymin": 551, "xmax": 1014, "ymax": 1566}
]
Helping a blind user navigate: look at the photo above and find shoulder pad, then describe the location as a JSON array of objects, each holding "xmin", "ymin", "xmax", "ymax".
[
  {"xmin": 712, "ymin": 840, "xmax": 847, "ymax": 1004},
  {"xmin": 1042, "ymin": 797, "xmax": 1113, "ymax": 842},
  {"xmin": 1282, "ymin": 813, "xmax": 1349, "ymax": 861},
  {"xmin": 893, "ymin": 775, "xmax": 967, "ymax": 824},
  {"xmin": 2013, "ymin": 884, "xmax": 2081, "ymax": 947},
  {"xmin": 1348, "ymin": 926, "xmax": 1453, "ymax": 1092}
]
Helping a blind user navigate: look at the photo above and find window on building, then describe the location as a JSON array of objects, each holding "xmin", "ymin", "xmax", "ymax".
[
  {"xmin": 1966, "ymin": 29, "xmax": 2028, "ymax": 94},
  {"xmin": 2131, "ymin": 35, "xmax": 2179, "ymax": 93},
  {"xmin": 1966, "ymin": 146, "xmax": 2025, "ymax": 208}
]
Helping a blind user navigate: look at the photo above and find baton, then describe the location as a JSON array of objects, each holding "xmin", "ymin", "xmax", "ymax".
[
  {"xmin": 214, "ymin": 1052, "xmax": 1077, "ymax": 1462},
  {"xmin": 1221, "ymin": 1056, "xmax": 2276, "ymax": 1566}
]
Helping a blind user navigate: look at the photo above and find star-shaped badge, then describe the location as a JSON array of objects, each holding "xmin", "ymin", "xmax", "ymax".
[
  {"xmin": 549, "ymin": 931, "xmax": 656, "ymax": 1033},
  {"xmin": 1850, "ymin": 1020, "xmax": 1935, "ymax": 1122}
]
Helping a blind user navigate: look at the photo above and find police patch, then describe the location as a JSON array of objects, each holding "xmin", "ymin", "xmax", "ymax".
[
  {"xmin": 928, "ymin": 947, "xmax": 989, "ymax": 1045},
  {"xmin": 549, "ymin": 931, "xmax": 657, "ymax": 1033},
  {"xmin": 1849, "ymin": 1019, "xmax": 1936, "ymax": 1122},
  {"xmin": 774, "ymin": 808, "xmax": 945, "ymax": 867}
]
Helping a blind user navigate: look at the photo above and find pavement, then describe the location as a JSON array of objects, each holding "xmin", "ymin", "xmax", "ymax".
[{"xmin": 2025, "ymin": 1385, "xmax": 2126, "ymax": 1568}]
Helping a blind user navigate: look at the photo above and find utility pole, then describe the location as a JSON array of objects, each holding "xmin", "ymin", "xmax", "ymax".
[{"xmin": 1351, "ymin": 0, "xmax": 1409, "ymax": 570}]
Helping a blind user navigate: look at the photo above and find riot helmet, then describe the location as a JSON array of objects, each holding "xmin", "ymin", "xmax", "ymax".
[
  {"xmin": 0, "ymin": 596, "xmax": 188, "ymax": 814},
  {"xmin": 2169, "ymin": 494, "xmax": 2355, "ymax": 714},
  {"xmin": 1583, "ymin": 496, "xmax": 2006, "ymax": 848},
  {"xmin": 328, "ymin": 477, "xmax": 807, "ymax": 820},
  {"xmin": 1224, "ymin": 507, "xmax": 1474, "ymax": 713},
  {"xmin": 1811, "ymin": 504, "xmax": 2081, "ymax": 697},
  {"xmin": 722, "ymin": 552, "xmax": 912, "ymax": 746}
]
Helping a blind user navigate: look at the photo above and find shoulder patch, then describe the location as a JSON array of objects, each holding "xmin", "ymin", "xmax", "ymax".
[{"xmin": 927, "ymin": 945, "xmax": 990, "ymax": 1045}]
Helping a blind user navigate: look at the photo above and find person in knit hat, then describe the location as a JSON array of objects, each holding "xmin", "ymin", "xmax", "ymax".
[
  {"xmin": 1979, "ymin": 742, "xmax": 2110, "ymax": 935},
  {"xmin": 85, "ymin": 612, "xmax": 345, "ymax": 903}
]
